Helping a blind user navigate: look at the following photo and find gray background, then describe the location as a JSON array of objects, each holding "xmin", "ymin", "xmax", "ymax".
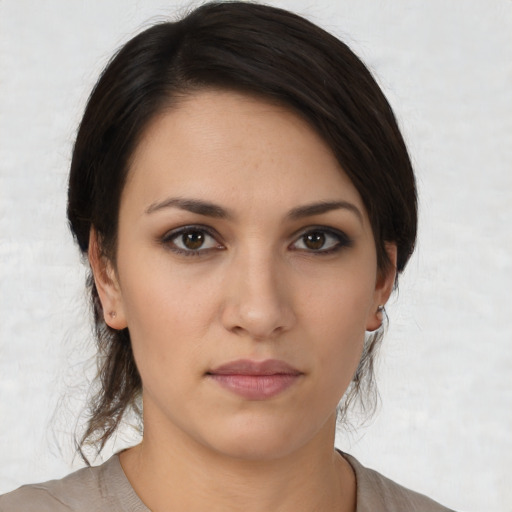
[{"xmin": 1, "ymin": 1, "xmax": 511, "ymax": 511}]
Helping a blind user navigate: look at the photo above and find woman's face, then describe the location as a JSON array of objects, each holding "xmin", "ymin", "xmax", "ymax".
[{"xmin": 94, "ymin": 90, "xmax": 395, "ymax": 460}]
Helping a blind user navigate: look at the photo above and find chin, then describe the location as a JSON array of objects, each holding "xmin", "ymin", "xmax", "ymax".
[{"xmin": 200, "ymin": 413, "xmax": 323, "ymax": 462}]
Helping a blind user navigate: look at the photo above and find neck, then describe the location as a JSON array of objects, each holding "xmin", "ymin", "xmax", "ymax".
[{"xmin": 120, "ymin": 415, "xmax": 356, "ymax": 512}]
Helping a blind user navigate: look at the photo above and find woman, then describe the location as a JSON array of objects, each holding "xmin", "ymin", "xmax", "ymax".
[{"xmin": 0, "ymin": 2, "xmax": 454, "ymax": 511}]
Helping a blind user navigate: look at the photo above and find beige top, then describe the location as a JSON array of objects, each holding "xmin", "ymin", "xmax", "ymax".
[{"xmin": 0, "ymin": 453, "xmax": 454, "ymax": 511}]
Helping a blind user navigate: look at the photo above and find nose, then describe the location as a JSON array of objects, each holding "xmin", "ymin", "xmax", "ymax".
[{"xmin": 220, "ymin": 249, "xmax": 296, "ymax": 340}]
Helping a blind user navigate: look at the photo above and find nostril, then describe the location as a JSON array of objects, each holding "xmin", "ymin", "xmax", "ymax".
[{"xmin": 219, "ymin": 272, "xmax": 296, "ymax": 339}]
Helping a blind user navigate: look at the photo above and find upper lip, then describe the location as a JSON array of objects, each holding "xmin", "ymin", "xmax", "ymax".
[{"xmin": 208, "ymin": 359, "xmax": 302, "ymax": 376}]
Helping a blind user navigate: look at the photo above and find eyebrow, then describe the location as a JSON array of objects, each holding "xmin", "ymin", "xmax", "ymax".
[
  {"xmin": 145, "ymin": 197, "xmax": 363, "ymax": 223},
  {"xmin": 286, "ymin": 200, "xmax": 363, "ymax": 223},
  {"xmin": 145, "ymin": 197, "xmax": 231, "ymax": 218}
]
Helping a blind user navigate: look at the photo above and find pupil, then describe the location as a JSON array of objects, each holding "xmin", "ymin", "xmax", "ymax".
[
  {"xmin": 183, "ymin": 231, "xmax": 204, "ymax": 250},
  {"xmin": 305, "ymin": 232, "xmax": 325, "ymax": 250}
]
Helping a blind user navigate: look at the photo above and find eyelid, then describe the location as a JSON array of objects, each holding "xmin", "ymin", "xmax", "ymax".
[
  {"xmin": 159, "ymin": 224, "xmax": 351, "ymax": 256},
  {"xmin": 161, "ymin": 224, "xmax": 224, "ymax": 255},
  {"xmin": 289, "ymin": 225, "xmax": 353, "ymax": 253}
]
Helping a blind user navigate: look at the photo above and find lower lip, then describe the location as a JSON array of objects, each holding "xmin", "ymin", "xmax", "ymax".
[{"xmin": 208, "ymin": 374, "xmax": 301, "ymax": 400}]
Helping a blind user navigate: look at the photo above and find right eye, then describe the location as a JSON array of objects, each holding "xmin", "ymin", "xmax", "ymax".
[{"xmin": 162, "ymin": 226, "xmax": 224, "ymax": 256}]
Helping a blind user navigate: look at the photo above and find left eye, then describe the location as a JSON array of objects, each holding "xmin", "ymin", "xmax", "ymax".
[
  {"xmin": 164, "ymin": 228, "xmax": 221, "ymax": 253},
  {"xmin": 291, "ymin": 229, "xmax": 349, "ymax": 253}
]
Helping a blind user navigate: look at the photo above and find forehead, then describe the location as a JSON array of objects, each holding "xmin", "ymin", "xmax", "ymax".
[{"xmin": 124, "ymin": 90, "xmax": 366, "ymax": 219}]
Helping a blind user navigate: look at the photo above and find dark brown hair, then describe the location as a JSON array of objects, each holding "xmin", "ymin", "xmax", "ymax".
[{"xmin": 67, "ymin": 1, "xmax": 417, "ymax": 457}]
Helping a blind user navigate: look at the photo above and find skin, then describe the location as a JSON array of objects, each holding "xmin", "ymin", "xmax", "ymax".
[{"xmin": 90, "ymin": 90, "xmax": 396, "ymax": 512}]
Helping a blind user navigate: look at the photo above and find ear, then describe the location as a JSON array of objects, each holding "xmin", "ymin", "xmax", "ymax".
[
  {"xmin": 88, "ymin": 228, "xmax": 127, "ymax": 330},
  {"xmin": 366, "ymin": 242, "xmax": 397, "ymax": 332}
]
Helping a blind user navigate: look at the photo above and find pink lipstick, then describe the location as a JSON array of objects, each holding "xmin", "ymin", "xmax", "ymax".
[{"xmin": 207, "ymin": 359, "xmax": 303, "ymax": 400}]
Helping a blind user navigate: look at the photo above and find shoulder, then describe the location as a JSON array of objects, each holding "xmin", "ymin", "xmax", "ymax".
[
  {"xmin": 342, "ymin": 453, "xmax": 456, "ymax": 512},
  {"xmin": 0, "ymin": 464, "xmax": 100, "ymax": 512},
  {"xmin": 0, "ymin": 455, "xmax": 142, "ymax": 512}
]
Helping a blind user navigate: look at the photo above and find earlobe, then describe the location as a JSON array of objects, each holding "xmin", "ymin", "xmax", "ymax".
[
  {"xmin": 366, "ymin": 243, "xmax": 397, "ymax": 332},
  {"xmin": 366, "ymin": 305, "xmax": 385, "ymax": 333},
  {"xmin": 88, "ymin": 228, "xmax": 127, "ymax": 330}
]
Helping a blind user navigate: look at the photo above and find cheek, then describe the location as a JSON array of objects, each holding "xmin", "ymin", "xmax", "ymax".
[
  {"xmin": 298, "ymin": 267, "xmax": 376, "ymax": 336},
  {"xmin": 120, "ymin": 280, "xmax": 211, "ymax": 415},
  {"xmin": 296, "ymin": 269, "xmax": 375, "ymax": 388},
  {"xmin": 118, "ymin": 242, "xmax": 218, "ymax": 327},
  {"xmin": 115, "ymin": 250, "xmax": 235, "ymax": 393}
]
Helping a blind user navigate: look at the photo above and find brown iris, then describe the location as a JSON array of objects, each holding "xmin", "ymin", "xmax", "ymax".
[
  {"xmin": 303, "ymin": 231, "xmax": 326, "ymax": 250},
  {"xmin": 182, "ymin": 230, "xmax": 205, "ymax": 250}
]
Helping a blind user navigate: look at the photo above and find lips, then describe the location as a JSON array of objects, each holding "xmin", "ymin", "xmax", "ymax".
[{"xmin": 206, "ymin": 359, "xmax": 303, "ymax": 400}]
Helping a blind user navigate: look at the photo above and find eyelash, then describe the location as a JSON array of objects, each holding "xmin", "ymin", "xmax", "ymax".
[
  {"xmin": 161, "ymin": 225, "xmax": 223, "ymax": 257},
  {"xmin": 289, "ymin": 227, "xmax": 353, "ymax": 255},
  {"xmin": 160, "ymin": 225, "xmax": 352, "ymax": 257}
]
